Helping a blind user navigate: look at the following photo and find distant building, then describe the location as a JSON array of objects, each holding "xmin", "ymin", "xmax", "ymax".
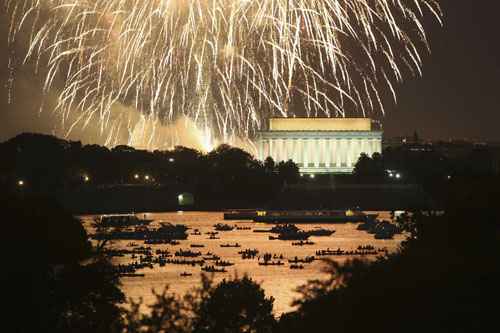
[{"xmin": 256, "ymin": 118, "xmax": 383, "ymax": 174}]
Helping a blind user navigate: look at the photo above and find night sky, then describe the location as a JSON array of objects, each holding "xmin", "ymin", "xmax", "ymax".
[
  {"xmin": 382, "ymin": 0, "xmax": 500, "ymax": 142},
  {"xmin": 1, "ymin": 1, "xmax": 499, "ymax": 144}
]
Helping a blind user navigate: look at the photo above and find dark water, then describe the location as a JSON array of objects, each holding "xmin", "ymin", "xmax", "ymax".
[{"xmin": 81, "ymin": 211, "xmax": 403, "ymax": 315}]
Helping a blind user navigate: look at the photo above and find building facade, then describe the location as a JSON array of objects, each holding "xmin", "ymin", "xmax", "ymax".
[{"xmin": 256, "ymin": 118, "xmax": 383, "ymax": 174}]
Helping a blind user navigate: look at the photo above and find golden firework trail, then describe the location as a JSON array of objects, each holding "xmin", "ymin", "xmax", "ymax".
[{"xmin": 5, "ymin": 0, "xmax": 442, "ymax": 146}]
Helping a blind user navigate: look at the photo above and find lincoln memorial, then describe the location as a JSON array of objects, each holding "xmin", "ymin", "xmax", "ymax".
[{"xmin": 256, "ymin": 118, "xmax": 383, "ymax": 174}]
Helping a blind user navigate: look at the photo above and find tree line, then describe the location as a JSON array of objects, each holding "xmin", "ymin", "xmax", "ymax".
[{"xmin": 0, "ymin": 133, "xmax": 300, "ymax": 205}]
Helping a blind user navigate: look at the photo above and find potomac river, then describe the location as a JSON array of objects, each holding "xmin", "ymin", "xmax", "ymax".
[{"xmin": 81, "ymin": 211, "xmax": 403, "ymax": 315}]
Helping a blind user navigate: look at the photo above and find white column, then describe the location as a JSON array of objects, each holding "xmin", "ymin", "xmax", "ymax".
[
  {"xmin": 366, "ymin": 139, "xmax": 372, "ymax": 158},
  {"xmin": 268, "ymin": 139, "xmax": 273, "ymax": 161},
  {"xmin": 335, "ymin": 139, "xmax": 341, "ymax": 168},
  {"xmin": 273, "ymin": 139, "xmax": 279, "ymax": 162},
  {"xmin": 275, "ymin": 139, "xmax": 280, "ymax": 162},
  {"xmin": 337, "ymin": 139, "xmax": 343, "ymax": 168},
  {"xmin": 353, "ymin": 138, "xmax": 361, "ymax": 165},
  {"xmin": 312, "ymin": 139, "xmax": 320, "ymax": 168},
  {"xmin": 342, "ymin": 138, "xmax": 349, "ymax": 168},
  {"xmin": 360, "ymin": 138, "xmax": 367, "ymax": 157},
  {"xmin": 284, "ymin": 139, "xmax": 289, "ymax": 162},
  {"xmin": 345, "ymin": 139, "xmax": 350, "ymax": 168},
  {"xmin": 294, "ymin": 138, "xmax": 301, "ymax": 164},
  {"xmin": 292, "ymin": 139, "xmax": 298, "ymax": 164},
  {"xmin": 371, "ymin": 139, "xmax": 377, "ymax": 157},
  {"xmin": 349, "ymin": 138, "xmax": 355, "ymax": 167},
  {"xmin": 285, "ymin": 139, "xmax": 291, "ymax": 162},
  {"xmin": 304, "ymin": 138, "xmax": 309, "ymax": 167},
  {"xmin": 284, "ymin": 138, "xmax": 289, "ymax": 161},
  {"xmin": 258, "ymin": 137, "xmax": 264, "ymax": 161},
  {"xmin": 279, "ymin": 138, "xmax": 284, "ymax": 162},
  {"xmin": 312, "ymin": 138, "xmax": 317, "ymax": 167},
  {"xmin": 324, "ymin": 139, "xmax": 330, "ymax": 168},
  {"xmin": 279, "ymin": 139, "xmax": 284, "ymax": 162},
  {"xmin": 298, "ymin": 138, "xmax": 304, "ymax": 166}
]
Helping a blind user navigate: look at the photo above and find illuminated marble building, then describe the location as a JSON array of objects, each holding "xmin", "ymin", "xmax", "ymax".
[{"xmin": 256, "ymin": 118, "xmax": 383, "ymax": 174}]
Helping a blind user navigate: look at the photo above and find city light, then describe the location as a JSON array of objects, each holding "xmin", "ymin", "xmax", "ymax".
[
  {"xmin": 134, "ymin": 174, "xmax": 140, "ymax": 179},
  {"xmin": 17, "ymin": 179, "xmax": 24, "ymax": 186},
  {"xmin": 144, "ymin": 175, "xmax": 150, "ymax": 181},
  {"xmin": 395, "ymin": 173, "xmax": 401, "ymax": 179},
  {"xmin": 310, "ymin": 174, "xmax": 315, "ymax": 179},
  {"xmin": 83, "ymin": 175, "xmax": 90, "ymax": 182},
  {"xmin": 168, "ymin": 158, "xmax": 175, "ymax": 163}
]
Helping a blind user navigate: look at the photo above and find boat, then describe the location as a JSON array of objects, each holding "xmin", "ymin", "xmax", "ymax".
[
  {"xmin": 235, "ymin": 226, "xmax": 252, "ymax": 230},
  {"xmin": 97, "ymin": 214, "xmax": 153, "ymax": 227},
  {"xmin": 120, "ymin": 273, "xmax": 145, "ymax": 277},
  {"xmin": 223, "ymin": 209, "xmax": 258, "ymax": 220},
  {"xmin": 166, "ymin": 258, "xmax": 205, "ymax": 266},
  {"xmin": 253, "ymin": 229, "xmax": 272, "ymax": 233},
  {"xmin": 238, "ymin": 249, "xmax": 259, "ymax": 256},
  {"xmin": 220, "ymin": 243, "xmax": 241, "ymax": 248},
  {"xmin": 268, "ymin": 224, "xmax": 310, "ymax": 240},
  {"xmin": 270, "ymin": 224, "xmax": 300, "ymax": 234},
  {"xmin": 253, "ymin": 210, "xmax": 376, "ymax": 223},
  {"xmin": 202, "ymin": 255, "xmax": 221, "ymax": 261},
  {"xmin": 291, "ymin": 240, "xmax": 315, "ymax": 246},
  {"xmin": 288, "ymin": 256, "xmax": 315, "ymax": 264},
  {"xmin": 93, "ymin": 222, "xmax": 188, "ymax": 241},
  {"xmin": 269, "ymin": 232, "xmax": 309, "ymax": 240},
  {"xmin": 258, "ymin": 261, "xmax": 284, "ymax": 266},
  {"xmin": 306, "ymin": 228, "xmax": 335, "ymax": 237},
  {"xmin": 190, "ymin": 229, "xmax": 202, "ymax": 235},
  {"xmin": 201, "ymin": 266, "xmax": 227, "ymax": 273},
  {"xmin": 175, "ymin": 249, "xmax": 202, "ymax": 257},
  {"xmin": 215, "ymin": 260, "xmax": 234, "ymax": 267},
  {"xmin": 214, "ymin": 223, "xmax": 234, "ymax": 231},
  {"xmin": 358, "ymin": 219, "xmax": 400, "ymax": 239}
]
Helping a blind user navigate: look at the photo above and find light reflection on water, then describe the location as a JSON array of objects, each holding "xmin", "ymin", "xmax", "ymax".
[{"xmin": 82, "ymin": 211, "xmax": 403, "ymax": 315}]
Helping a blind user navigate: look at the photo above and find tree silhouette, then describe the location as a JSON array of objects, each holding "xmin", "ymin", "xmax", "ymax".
[
  {"xmin": 2, "ymin": 194, "xmax": 125, "ymax": 333},
  {"xmin": 193, "ymin": 276, "xmax": 276, "ymax": 333}
]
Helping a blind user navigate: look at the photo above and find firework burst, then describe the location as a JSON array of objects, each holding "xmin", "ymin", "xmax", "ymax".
[{"xmin": 4, "ymin": 0, "xmax": 442, "ymax": 146}]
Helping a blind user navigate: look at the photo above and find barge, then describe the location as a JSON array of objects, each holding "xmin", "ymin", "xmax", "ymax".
[{"xmin": 253, "ymin": 210, "xmax": 376, "ymax": 224}]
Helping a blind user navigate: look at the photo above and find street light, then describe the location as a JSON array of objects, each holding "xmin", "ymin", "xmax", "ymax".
[
  {"xmin": 168, "ymin": 157, "xmax": 175, "ymax": 163},
  {"xmin": 134, "ymin": 174, "xmax": 140, "ymax": 180},
  {"xmin": 310, "ymin": 174, "xmax": 315, "ymax": 179},
  {"xmin": 144, "ymin": 175, "xmax": 150, "ymax": 181},
  {"xmin": 83, "ymin": 175, "xmax": 90, "ymax": 182},
  {"xmin": 17, "ymin": 179, "xmax": 24, "ymax": 187}
]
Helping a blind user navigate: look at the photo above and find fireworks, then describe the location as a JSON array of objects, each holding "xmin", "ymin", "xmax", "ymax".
[{"xmin": 4, "ymin": 0, "xmax": 441, "ymax": 147}]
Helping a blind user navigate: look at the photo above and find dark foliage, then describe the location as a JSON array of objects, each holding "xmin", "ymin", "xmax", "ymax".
[
  {"xmin": 2, "ymin": 194, "xmax": 125, "ymax": 333},
  {"xmin": 0, "ymin": 133, "xmax": 299, "ymax": 207},
  {"xmin": 353, "ymin": 152, "xmax": 385, "ymax": 182},
  {"xmin": 279, "ymin": 177, "xmax": 500, "ymax": 333},
  {"xmin": 193, "ymin": 276, "xmax": 276, "ymax": 333},
  {"xmin": 124, "ymin": 275, "xmax": 276, "ymax": 333}
]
